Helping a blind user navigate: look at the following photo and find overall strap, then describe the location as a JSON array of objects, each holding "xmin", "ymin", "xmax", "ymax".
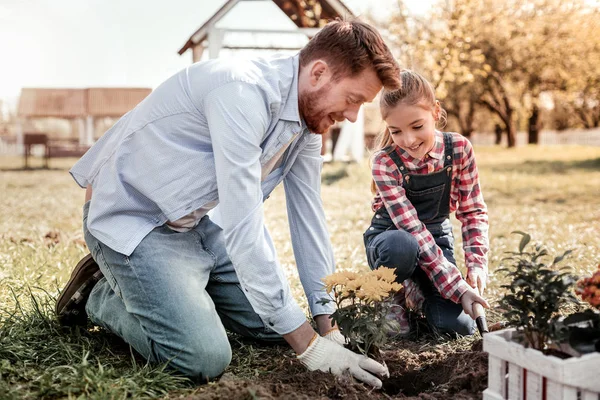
[
  {"xmin": 384, "ymin": 146, "xmax": 408, "ymax": 176},
  {"xmin": 442, "ymin": 132, "xmax": 454, "ymax": 167}
]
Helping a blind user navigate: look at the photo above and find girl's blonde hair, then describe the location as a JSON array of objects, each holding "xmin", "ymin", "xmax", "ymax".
[{"xmin": 370, "ymin": 69, "xmax": 447, "ymax": 193}]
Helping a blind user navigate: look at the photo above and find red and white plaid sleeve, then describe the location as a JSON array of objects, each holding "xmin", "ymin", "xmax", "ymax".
[
  {"xmin": 452, "ymin": 137, "xmax": 489, "ymax": 274},
  {"xmin": 371, "ymin": 151, "xmax": 470, "ymax": 303}
]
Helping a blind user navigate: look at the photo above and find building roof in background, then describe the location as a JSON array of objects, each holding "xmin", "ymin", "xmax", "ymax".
[
  {"xmin": 178, "ymin": 0, "xmax": 354, "ymax": 55},
  {"xmin": 87, "ymin": 88, "xmax": 152, "ymax": 117},
  {"xmin": 18, "ymin": 88, "xmax": 152, "ymax": 118}
]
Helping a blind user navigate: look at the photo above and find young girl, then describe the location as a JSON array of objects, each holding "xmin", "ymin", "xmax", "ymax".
[{"xmin": 364, "ymin": 70, "xmax": 489, "ymax": 337}]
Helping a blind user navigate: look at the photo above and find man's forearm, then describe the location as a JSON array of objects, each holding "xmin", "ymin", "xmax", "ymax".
[{"xmin": 85, "ymin": 185, "xmax": 93, "ymax": 202}]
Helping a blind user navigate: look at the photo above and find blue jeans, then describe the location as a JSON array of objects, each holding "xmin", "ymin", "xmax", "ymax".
[
  {"xmin": 82, "ymin": 202, "xmax": 282, "ymax": 382},
  {"xmin": 365, "ymin": 228, "xmax": 475, "ymax": 337}
]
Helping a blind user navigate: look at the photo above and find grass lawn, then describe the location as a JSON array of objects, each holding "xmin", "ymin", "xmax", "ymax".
[{"xmin": 1, "ymin": 144, "xmax": 599, "ymax": 399}]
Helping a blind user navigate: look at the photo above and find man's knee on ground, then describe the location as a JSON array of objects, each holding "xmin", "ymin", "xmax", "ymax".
[{"xmin": 158, "ymin": 336, "xmax": 232, "ymax": 382}]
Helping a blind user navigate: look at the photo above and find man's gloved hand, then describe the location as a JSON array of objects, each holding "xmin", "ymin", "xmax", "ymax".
[
  {"xmin": 323, "ymin": 328, "xmax": 346, "ymax": 345},
  {"xmin": 297, "ymin": 334, "xmax": 389, "ymax": 388}
]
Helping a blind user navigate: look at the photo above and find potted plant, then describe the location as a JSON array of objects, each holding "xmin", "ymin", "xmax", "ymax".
[{"xmin": 483, "ymin": 232, "xmax": 600, "ymax": 399}]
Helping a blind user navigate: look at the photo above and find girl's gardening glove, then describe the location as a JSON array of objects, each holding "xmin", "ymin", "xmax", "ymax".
[
  {"xmin": 297, "ymin": 334, "xmax": 389, "ymax": 388},
  {"xmin": 323, "ymin": 328, "xmax": 346, "ymax": 345}
]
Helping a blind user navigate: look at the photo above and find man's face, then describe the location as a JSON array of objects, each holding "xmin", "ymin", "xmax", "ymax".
[{"xmin": 299, "ymin": 63, "xmax": 382, "ymax": 134}]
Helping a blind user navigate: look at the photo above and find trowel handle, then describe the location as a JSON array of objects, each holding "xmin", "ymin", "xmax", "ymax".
[
  {"xmin": 472, "ymin": 302, "xmax": 489, "ymax": 334},
  {"xmin": 472, "ymin": 302, "xmax": 486, "ymax": 319}
]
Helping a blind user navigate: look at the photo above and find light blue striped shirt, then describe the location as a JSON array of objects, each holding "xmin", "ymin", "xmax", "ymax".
[{"xmin": 70, "ymin": 54, "xmax": 335, "ymax": 334}]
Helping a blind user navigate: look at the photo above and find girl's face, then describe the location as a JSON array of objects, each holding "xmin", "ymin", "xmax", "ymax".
[{"xmin": 385, "ymin": 101, "xmax": 439, "ymax": 159}]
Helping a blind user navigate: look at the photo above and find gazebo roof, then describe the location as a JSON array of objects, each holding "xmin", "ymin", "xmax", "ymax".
[
  {"xmin": 178, "ymin": 0, "xmax": 354, "ymax": 55},
  {"xmin": 18, "ymin": 88, "xmax": 152, "ymax": 119}
]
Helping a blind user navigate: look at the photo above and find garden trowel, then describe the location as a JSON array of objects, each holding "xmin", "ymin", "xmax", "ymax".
[{"xmin": 472, "ymin": 303, "xmax": 489, "ymax": 335}]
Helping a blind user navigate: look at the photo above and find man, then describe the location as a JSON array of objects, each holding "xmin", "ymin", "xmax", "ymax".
[{"xmin": 57, "ymin": 20, "xmax": 401, "ymax": 388}]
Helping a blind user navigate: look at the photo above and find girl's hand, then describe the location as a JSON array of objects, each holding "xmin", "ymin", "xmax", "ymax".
[
  {"xmin": 460, "ymin": 287, "xmax": 490, "ymax": 319},
  {"xmin": 467, "ymin": 268, "xmax": 487, "ymax": 296}
]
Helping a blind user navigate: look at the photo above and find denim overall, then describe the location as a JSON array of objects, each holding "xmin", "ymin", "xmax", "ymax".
[{"xmin": 364, "ymin": 132, "xmax": 475, "ymax": 336}]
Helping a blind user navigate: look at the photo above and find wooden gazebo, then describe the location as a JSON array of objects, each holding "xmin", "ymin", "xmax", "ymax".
[
  {"xmin": 178, "ymin": 0, "xmax": 355, "ymax": 62},
  {"xmin": 178, "ymin": 0, "xmax": 364, "ymax": 160}
]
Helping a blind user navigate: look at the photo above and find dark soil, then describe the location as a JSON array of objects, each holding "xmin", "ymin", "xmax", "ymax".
[{"xmin": 181, "ymin": 336, "xmax": 489, "ymax": 400}]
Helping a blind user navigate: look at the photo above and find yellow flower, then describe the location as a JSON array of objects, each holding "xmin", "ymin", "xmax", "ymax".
[
  {"xmin": 372, "ymin": 267, "xmax": 397, "ymax": 283},
  {"xmin": 322, "ymin": 270, "xmax": 360, "ymax": 293},
  {"xmin": 356, "ymin": 277, "xmax": 389, "ymax": 302},
  {"xmin": 340, "ymin": 278, "xmax": 363, "ymax": 299},
  {"xmin": 390, "ymin": 282, "xmax": 402, "ymax": 292}
]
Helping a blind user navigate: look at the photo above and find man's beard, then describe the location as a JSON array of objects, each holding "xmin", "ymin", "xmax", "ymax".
[{"xmin": 298, "ymin": 83, "xmax": 332, "ymax": 134}]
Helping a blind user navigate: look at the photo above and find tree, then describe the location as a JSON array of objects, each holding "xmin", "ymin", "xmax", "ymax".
[{"xmin": 382, "ymin": 0, "xmax": 600, "ymax": 146}]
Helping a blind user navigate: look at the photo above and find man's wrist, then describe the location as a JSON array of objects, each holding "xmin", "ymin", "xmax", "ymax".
[{"xmin": 283, "ymin": 321, "xmax": 318, "ymax": 355}]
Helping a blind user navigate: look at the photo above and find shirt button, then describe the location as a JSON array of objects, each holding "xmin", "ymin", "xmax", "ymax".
[{"xmin": 269, "ymin": 322, "xmax": 274, "ymax": 326}]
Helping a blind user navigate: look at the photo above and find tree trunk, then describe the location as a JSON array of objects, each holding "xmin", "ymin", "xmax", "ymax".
[
  {"xmin": 528, "ymin": 104, "xmax": 541, "ymax": 144},
  {"xmin": 480, "ymin": 72, "xmax": 516, "ymax": 147},
  {"xmin": 494, "ymin": 125, "xmax": 502, "ymax": 145},
  {"xmin": 462, "ymin": 98, "xmax": 476, "ymax": 138},
  {"xmin": 506, "ymin": 122, "xmax": 516, "ymax": 147}
]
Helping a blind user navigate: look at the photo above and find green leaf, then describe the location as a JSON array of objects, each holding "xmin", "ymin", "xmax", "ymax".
[
  {"xmin": 553, "ymin": 249, "xmax": 573, "ymax": 265},
  {"xmin": 512, "ymin": 231, "xmax": 531, "ymax": 253}
]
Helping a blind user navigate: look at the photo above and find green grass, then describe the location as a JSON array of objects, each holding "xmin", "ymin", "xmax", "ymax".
[{"xmin": 1, "ymin": 144, "xmax": 599, "ymax": 398}]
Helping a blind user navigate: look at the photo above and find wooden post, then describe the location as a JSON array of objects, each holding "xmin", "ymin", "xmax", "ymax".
[
  {"xmin": 85, "ymin": 115, "xmax": 94, "ymax": 145},
  {"xmin": 77, "ymin": 118, "xmax": 85, "ymax": 145},
  {"xmin": 16, "ymin": 118, "xmax": 23, "ymax": 155},
  {"xmin": 192, "ymin": 43, "xmax": 205, "ymax": 63},
  {"xmin": 208, "ymin": 28, "xmax": 225, "ymax": 59}
]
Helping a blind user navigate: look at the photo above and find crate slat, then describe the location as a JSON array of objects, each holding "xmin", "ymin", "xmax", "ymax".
[
  {"xmin": 582, "ymin": 391, "xmax": 600, "ymax": 400},
  {"xmin": 487, "ymin": 355, "xmax": 507, "ymax": 398},
  {"xmin": 482, "ymin": 389, "xmax": 504, "ymax": 400},
  {"xmin": 526, "ymin": 371, "xmax": 543, "ymax": 400},
  {"xmin": 508, "ymin": 362, "xmax": 524, "ymax": 400},
  {"xmin": 484, "ymin": 328, "xmax": 600, "ymax": 392}
]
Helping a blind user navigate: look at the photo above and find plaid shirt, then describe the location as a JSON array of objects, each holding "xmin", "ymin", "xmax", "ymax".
[{"xmin": 372, "ymin": 131, "xmax": 488, "ymax": 309}]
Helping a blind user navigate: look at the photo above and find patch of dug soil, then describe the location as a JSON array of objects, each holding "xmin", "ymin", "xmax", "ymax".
[
  {"xmin": 183, "ymin": 336, "xmax": 489, "ymax": 399},
  {"xmin": 382, "ymin": 344, "xmax": 488, "ymax": 399}
]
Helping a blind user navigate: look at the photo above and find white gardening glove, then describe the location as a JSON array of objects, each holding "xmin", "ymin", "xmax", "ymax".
[
  {"xmin": 297, "ymin": 334, "xmax": 389, "ymax": 389},
  {"xmin": 323, "ymin": 328, "xmax": 346, "ymax": 345}
]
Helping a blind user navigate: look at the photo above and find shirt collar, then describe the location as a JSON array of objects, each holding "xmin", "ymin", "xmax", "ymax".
[
  {"xmin": 426, "ymin": 131, "xmax": 444, "ymax": 160},
  {"xmin": 397, "ymin": 130, "xmax": 444, "ymax": 163},
  {"xmin": 279, "ymin": 54, "xmax": 302, "ymax": 124}
]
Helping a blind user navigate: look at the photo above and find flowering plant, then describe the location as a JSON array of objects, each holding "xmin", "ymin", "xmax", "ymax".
[
  {"xmin": 319, "ymin": 267, "xmax": 402, "ymax": 357},
  {"xmin": 576, "ymin": 264, "xmax": 600, "ymax": 309}
]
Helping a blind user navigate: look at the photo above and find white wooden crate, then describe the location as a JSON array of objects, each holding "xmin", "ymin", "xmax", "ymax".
[{"xmin": 483, "ymin": 328, "xmax": 600, "ymax": 400}]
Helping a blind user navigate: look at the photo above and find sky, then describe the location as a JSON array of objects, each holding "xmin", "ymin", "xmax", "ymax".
[{"xmin": 0, "ymin": 0, "xmax": 433, "ymax": 107}]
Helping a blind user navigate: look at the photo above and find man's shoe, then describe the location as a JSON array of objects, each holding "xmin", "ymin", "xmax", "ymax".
[{"xmin": 56, "ymin": 253, "xmax": 103, "ymax": 326}]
